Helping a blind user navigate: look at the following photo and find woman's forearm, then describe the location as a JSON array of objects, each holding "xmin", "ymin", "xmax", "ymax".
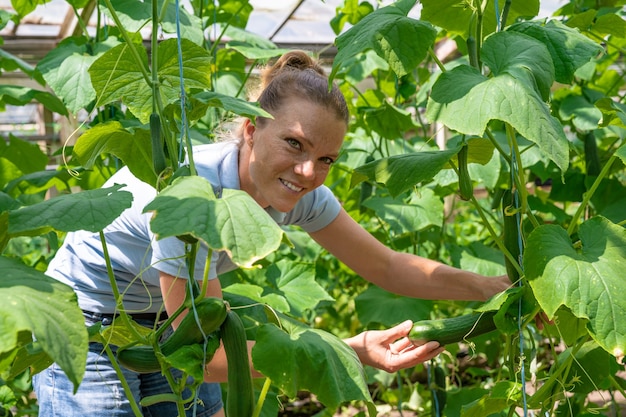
[{"xmin": 375, "ymin": 252, "xmax": 511, "ymax": 301}]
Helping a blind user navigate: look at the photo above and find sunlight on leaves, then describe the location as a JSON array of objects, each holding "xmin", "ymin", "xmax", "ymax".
[{"xmin": 145, "ymin": 176, "xmax": 284, "ymax": 268}]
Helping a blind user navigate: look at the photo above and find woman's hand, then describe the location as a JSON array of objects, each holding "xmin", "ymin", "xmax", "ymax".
[{"xmin": 345, "ymin": 320, "xmax": 446, "ymax": 373}]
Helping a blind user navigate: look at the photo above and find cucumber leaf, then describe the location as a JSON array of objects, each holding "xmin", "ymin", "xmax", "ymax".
[
  {"xmin": 426, "ymin": 32, "xmax": 569, "ymax": 175},
  {"xmin": 7, "ymin": 185, "xmax": 133, "ymax": 236},
  {"xmin": 73, "ymin": 121, "xmax": 155, "ymax": 188},
  {"xmin": 0, "ymin": 256, "xmax": 87, "ymax": 391},
  {"xmin": 331, "ymin": 0, "xmax": 436, "ymax": 80},
  {"xmin": 36, "ymin": 37, "xmax": 119, "ymax": 115},
  {"xmin": 145, "ymin": 176, "xmax": 284, "ymax": 268},
  {"xmin": 89, "ymin": 39, "xmax": 212, "ymax": 124},
  {"xmin": 525, "ymin": 216, "xmax": 626, "ymax": 358},
  {"xmin": 508, "ymin": 20, "xmax": 604, "ymax": 84},
  {"xmin": 252, "ymin": 317, "xmax": 376, "ymax": 416}
]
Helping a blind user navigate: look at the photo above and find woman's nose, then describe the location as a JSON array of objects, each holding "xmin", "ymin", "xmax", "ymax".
[{"xmin": 294, "ymin": 159, "xmax": 316, "ymax": 178}]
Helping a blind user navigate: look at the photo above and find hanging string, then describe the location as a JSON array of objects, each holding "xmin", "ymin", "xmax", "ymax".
[
  {"xmin": 494, "ymin": 0, "xmax": 501, "ymax": 31},
  {"xmin": 175, "ymin": 0, "xmax": 189, "ymax": 166},
  {"xmin": 510, "ymin": 148, "xmax": 529, "ymax": 416}
]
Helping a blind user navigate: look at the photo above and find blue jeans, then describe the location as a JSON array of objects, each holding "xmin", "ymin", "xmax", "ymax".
[{"xmin": 33, "ymin": 312, "xmax": 223, "ymax": 417}]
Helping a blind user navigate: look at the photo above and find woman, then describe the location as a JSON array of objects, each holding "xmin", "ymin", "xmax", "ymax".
[{"xmin": 34, "ymin": 51, "xmax": 510, "ymax": 416}]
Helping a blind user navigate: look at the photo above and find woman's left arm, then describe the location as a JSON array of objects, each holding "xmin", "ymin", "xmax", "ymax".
[{"xmin": 310, "ymin": 208, "xmax": 511, "ymax": 301}]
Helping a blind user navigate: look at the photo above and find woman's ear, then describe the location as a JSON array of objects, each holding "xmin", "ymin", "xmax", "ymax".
[{"xmin": 242, "ymin": 118, "xmax": 255, "ymax": 146}]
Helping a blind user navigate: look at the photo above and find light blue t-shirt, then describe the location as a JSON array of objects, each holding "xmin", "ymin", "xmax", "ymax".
[{"xmin": 46, "ymin": 141, "xmax": 341, "ymax": 314}]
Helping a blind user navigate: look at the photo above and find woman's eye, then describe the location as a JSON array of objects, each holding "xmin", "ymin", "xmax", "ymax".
[
  {"xmin": 320, "ymin": 157, "xmax": 335, "ymax": 165},
  {"xmin": 286, "ymin": 138, "xmax": 301, "ymax": 149}
]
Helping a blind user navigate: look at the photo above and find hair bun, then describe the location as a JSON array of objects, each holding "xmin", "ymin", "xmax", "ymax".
[{"xmin": 261, "ymin": 51, "xmax": 325, "ymax": 88}]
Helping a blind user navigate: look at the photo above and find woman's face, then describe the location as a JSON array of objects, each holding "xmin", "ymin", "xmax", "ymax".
[{"xmin": 240, "ymin": 95, "xmax": 346, "ymax": 212}]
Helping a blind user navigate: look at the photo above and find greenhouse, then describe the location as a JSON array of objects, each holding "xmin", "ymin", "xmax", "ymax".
[{"xmin": 1, "ymin": 0, "xmax": 625, "ymax": 416}]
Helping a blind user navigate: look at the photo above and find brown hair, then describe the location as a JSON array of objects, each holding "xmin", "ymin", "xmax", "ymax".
[{"xmin": 255, "ymin": 51, "xmax": 349, "ymax": 126}]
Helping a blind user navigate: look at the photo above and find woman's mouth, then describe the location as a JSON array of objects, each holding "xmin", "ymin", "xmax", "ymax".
[{"xmin": 280, "ymin": 178, "xmax": 303, "ymax": 193}]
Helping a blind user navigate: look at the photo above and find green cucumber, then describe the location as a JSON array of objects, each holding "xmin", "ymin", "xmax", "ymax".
[
  {"xmin": 410, "ymin": 311, "xmax": 497, "ymax": 345},
  {"xmin": 117, "ymin": 297, "xmax": 227, "ymax": 373},
  {"xmin": 457, "ymin": 144, "xmax": 473, "ymax": 201},
  {"xmin": 583, "ymin": 133, "xmax": 601, "ymax": 177},
  {"xmin": 221, "ymin": 310, "xmax": 254, "ymax": 417},
  {"xmin": 150, "ymin": 113, "xmax": 167, "ymax": 175},
  {"xmin": 502, "ymin": 189, "xmax": 522, "ymax": 282}
]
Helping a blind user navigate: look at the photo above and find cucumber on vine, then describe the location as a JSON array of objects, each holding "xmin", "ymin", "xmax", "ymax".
[
  {"xmin": 410, "ymin": 311, "xmax": 497, "ymax": 345},
  {"xmin": 457, "ymin": 143, "xmax": 473, "ymax": 201},
  {"xmin": 221, "ymin": 309, "xmax": 254, "ymax": 417},
  {"xmin": 502, "ymin": 189, "xmax": 522, "ymax": 282},
  {"xmin": 117, "ymin": 297, "xmax": 227, "ymax": 373}
]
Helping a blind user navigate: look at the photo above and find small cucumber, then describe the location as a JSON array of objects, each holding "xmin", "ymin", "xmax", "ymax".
[
  {"xmin": 457, "ymin": 144, "xmax": 473, "ymax": 201},
  {"xmin": 583, "ymin": 133, "xmax": 601, "ymax": 177},
  {"xmin": 410, "ymin": 312, "xmax": 497, "ymax": 345},
  {"xmin": 117, "ymin": 297, "xmax": 227, "ymax": 373},
  {"xmin": 150, "ymin": 113, "xmax": 167, "ymax": 175},
  {"xmin": 502, "ymin": 189, "xmax": 522, "ymax": 282},
  {"xmin": 221, "ymin": 310, "xmax": 254, "ymax": 417}
]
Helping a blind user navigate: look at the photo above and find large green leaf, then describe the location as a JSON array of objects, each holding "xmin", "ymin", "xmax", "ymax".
[
  {"xmin": 144, "ymin": 176, "xmax": 284, "ymax": 268},
  {"xmin": 481, "ymin": 30, "xmax": 555, "ymax": 100},
  {"xmin": 420, "ymin": 0, "xmax": 540, "ymax": 38},
  {"xmin": 352, "ymin": 148, "xmax": 458, "ymax": 197},
  {"xmin": 362, "ymin": 187, "xmax": 443, "ymax": 234},
  {"xmin": 331, "ymin": 0, "xmax": 436, "ymax": 80},
  {"xmin": 73, "ymin": 121, "xmax": 155, "ymax": 187},
  {"xmin": 7, "ymin": 184, "xmax": 133, "ymax": 236},
  {"xmin": 426, "ymin": 65, "xmax": 569, "ymax": 174},
  {"xmin": 0, "ymin": 256, "xmax": 87, "ymax": 390},
  {"xmin": 252, "ymin": 318, "xmax": 376, "ymax": 416},
  {"xmin": 36, "ymin": 37, "xmax": 119, "ymax": 114},
  {"xmin": 508, "ymin": 20, "xmax": 604, "ymax": 84},
  {"xmin": 525, "ymin": 216, "xmax": 626, "ymax": 358},
  {"xmin": 89, "ymin": 39, "xmax": 212, "ymax": 123}
]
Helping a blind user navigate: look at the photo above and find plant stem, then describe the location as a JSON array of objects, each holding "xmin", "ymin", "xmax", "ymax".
[
  {"xmin": 567, "ymin": 154, "xmax": 617, "ymax": 235},
  {"xmin": 103, "ymin": 344, "xmax": 143, "ymax": 417},
  {"xmin": 466, "ymin": 190, "xmax": 524, "ymax": 280},
  {"xmin": 99, "ymin": 231, "xmax": 146, "ymax": 342},
  {"xmin": 252, "ymin": 378, "xmax": 273, "ymax": 417},
  {"xmin": 428, "ymin": 47, "xmax": 446, "ymax": 73},
  {"xmin": 101, "ymin": 0, "xmax": 152, "ymax": 85}
]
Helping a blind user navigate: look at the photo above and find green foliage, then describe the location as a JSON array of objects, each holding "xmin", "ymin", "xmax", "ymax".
[{"xmin": 1, "ymin": 0, "xmax": 625, "ymax": 415}]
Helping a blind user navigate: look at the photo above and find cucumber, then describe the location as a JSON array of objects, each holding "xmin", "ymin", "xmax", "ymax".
[
  {"xmin": 117, "ymin": 297, "xmax": 227, "ymax": 373},
  {"xmin": 150, "ymin": 113, "xmax": 167, "ymax": 175},
  {"xmin": 583, "ymin": 133, "xmax": 601, "ymax": 177},
  {"xmin": 221, "ymin": 310, "xmax": 254, "ymax": 417},
  {"xmin": 457, "ymin": 144, "xmax": 473, "ymax": 201},
  {"xmin": 410, "ymin": 311, "xmax": 497, "ymax": 345},
  {"xmin": 502, "ymin": 189, "xmax": 522, "ymax": 282}
]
